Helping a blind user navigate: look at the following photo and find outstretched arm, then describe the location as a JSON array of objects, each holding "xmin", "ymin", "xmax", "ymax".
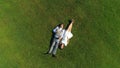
[{"xmin": 66, "ymin": 19, "xmax": 74, "ymax": 32}]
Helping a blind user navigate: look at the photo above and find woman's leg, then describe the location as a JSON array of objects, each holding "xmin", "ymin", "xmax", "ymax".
[
  {"xmin": 59, "ymin": 44, "xmax": 64, "ymax": 49},
  {"xmin": 61, "ymin": 44, "xmax": 64, "ymax": 49}
]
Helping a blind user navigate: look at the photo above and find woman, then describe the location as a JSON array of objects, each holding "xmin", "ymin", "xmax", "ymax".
[{"xmin": 60, "ymin": 19, "xmax": 74, "ymax": 49}]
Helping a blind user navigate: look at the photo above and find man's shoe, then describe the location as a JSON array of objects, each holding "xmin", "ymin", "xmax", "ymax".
[
  {"xmin": 44, "ymin": 52, "xmax": 49, "ymax": 55},
  {"xmin": 52, "ymin": 54, "xmax": 57, "ymax": 57}
]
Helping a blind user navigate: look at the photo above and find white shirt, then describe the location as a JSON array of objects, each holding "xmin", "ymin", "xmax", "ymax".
[
  {"xmin": 53, "ymin": 26, "xmax": 62, "ymax": 33},
  {"xmin": 55, "ymin": 29, "xmax": 65, "ymax": 43},
  {"xmin": 53, "ymin": 26, "xmax": 63, "ymax": 38}
]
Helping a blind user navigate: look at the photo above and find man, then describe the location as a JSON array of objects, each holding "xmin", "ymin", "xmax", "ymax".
[{"xmin": 47, "ymin": 23, "xmax": 64, "ymax": 57}]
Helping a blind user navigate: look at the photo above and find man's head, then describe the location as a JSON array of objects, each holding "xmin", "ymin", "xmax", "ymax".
[{"xmin": 59, "ymin": 23, "xmax": 64, "ymax": 28}]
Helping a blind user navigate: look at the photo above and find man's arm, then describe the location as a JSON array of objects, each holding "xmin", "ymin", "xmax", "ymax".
[{"xmin": 53, "ymin": 26, "xmax": 59, "ymax": 33}]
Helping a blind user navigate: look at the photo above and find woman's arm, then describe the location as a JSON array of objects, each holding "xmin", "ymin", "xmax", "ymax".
[{"xmin": 66, "ymin": 19, "xmax": 74, "ymax": 32}]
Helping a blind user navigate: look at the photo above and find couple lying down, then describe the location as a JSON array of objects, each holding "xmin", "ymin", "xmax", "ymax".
[{"xmin": 46, "ymin": 19, "xmax": 74, "ymax": 57}]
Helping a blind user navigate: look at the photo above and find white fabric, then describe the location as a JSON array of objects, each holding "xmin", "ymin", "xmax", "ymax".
[
  {"xmin": 53, "ymin": 26, "xmax": 59, "ymax": 33},
  {"xmin": 53, "ymin": 26, "xmax": 64, "ymax": 39},
  {"xmin": 54, "ymin": 29, "xmax": 65, "ymax": 43},
  {"xmin": 61, "ymin": 31, "xmax": 73, "ymax": 46},
  {"xmin": 53, "ymin": 26, "xmax": 62, "ymax": 33},
  {"xmin": 61, "ymin": 29, "xmax": 65, "ymax": 38}
]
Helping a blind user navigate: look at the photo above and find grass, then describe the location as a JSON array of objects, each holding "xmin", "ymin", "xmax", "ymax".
[{"xmin": 0, "ymin": 0, "xmax": 120, "ymax": 68}]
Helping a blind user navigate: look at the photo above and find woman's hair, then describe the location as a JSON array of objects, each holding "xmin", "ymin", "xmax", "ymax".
[{"xmin": 65, "ymin": 20, "xmax": 72, "ymax": 30}]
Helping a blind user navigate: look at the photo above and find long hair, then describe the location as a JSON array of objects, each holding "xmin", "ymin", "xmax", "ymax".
[{"xmin": 65, "ymin": 20, "xmax": 72, "ymax": 30}]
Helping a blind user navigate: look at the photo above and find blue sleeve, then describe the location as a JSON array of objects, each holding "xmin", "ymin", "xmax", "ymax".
[{"xmin": 53, "ymin": 26, "xmax": 58, "ymax": 33}]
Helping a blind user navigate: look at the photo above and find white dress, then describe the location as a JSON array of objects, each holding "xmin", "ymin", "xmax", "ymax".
[{"xmin": 61, "ymin": 31, "xmax": 73, "ymax": 46}]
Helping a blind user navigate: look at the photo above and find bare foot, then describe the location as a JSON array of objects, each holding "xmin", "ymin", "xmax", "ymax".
[{"xmin": 61, "ymin": 44, "xmax": 64, "ymax": 49}]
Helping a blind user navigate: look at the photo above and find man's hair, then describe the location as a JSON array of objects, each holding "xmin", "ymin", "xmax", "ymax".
[{"xmin": 58, "ymin": 23, "xmax": 63, "ymax": 27}]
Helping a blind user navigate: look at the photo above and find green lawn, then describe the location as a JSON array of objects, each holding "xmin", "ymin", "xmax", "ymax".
[{"xmin": 0, "ymin": 0, "xmax": 120, "ymax": 68}]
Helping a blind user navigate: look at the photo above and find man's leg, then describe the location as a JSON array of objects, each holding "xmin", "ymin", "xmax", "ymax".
[
  {"xmin": 52, "ymin": 42, "xmax": 59, "ymax": 56},
  {"xmin": 48, "ymin": 39, "xmax": 56, "ymax": 54}
]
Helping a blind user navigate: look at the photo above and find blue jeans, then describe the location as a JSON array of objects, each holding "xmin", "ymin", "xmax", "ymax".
[{"xmin": 48, "ymin": 38, "xmax": 59, "ymax": 55}]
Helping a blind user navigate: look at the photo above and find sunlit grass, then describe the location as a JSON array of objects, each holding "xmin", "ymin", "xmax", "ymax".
[{"xmin": 0, "ymin": 0, "xmax": 120, "ymax": 68}]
